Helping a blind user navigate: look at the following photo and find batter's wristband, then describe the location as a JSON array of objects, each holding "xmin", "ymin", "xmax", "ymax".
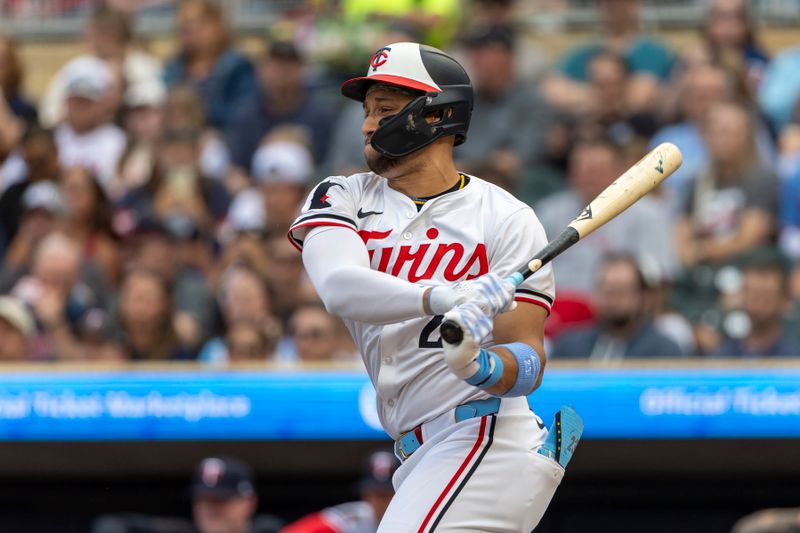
[
  {"xmin": 498, "ymin": 342, "xmax": 541, "ymax": 397},
  {"xmin": 465, "ymin": 349, "xmax": 504, "ymax": 389}
]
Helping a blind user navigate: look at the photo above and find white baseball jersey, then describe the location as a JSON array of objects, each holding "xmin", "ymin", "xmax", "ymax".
[{"xmin": 289, "ymin": 172, "xmax": 554, "ymax": 439}]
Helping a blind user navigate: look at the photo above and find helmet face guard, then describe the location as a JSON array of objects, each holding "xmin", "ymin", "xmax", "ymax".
[{"xmin": 370, "ymin": 85, "xmax": 473, "ymax": 159}]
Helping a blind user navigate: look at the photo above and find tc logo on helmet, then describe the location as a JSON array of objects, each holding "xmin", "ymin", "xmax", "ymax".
[{"xmin": 370, "ymin": 47, "xmax": 392, "ymax": 72}]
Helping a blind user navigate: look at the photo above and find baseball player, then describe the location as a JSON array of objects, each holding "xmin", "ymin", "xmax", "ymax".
[{"xmin": 288, "ymin": 42, "xmax": 579, "ymax": 532}]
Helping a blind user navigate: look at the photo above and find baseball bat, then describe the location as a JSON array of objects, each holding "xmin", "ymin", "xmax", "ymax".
[{"xmin": 439, "ymin": 142, "xmax": 683, "ymax": 345}]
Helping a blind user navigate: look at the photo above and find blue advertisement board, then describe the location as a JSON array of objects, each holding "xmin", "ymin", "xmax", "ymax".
[{"xmin": 0, "ymin": 367, "xmax": 798, "ymax": 441}]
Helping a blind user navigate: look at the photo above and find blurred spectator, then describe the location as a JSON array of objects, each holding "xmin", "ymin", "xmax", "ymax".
[
  {"xmin": 265, "ymin": 232, "xmax": 316, "ymax": 324},
  {"xmin": 0, "ymin": 36, "xmax": 30, "ymax": 175},
  {"xmin": 542, "ymin": 0, "xmax": 675, "ymax": 115},
  {"xmin": 650, "ymin": 62, "xmax": 735, "ymax": 207},
  {"xmin": 0, "ymin": 126, "xmax": 60, "ymax": 250},
  {"xmin": 40, "ymin": 4, "xmax": 162, "ymax": 128},
  {"xmin": 54, "ymin": 56, "xmax": 127, "ymax": 188},
  {"xmin": 226, "ymin": 41, "xmax": 333, "ymax": 174},
  {"xmin": 192, "ymin": 456, "xmax": 282, "ymax": 533},
  {"xmin": 199, "ymin": 264, "xmax": 281, "ymax": 365},
  {"xmin": 469, "ymin": 0, "xmax": 515, "ymax": 29},
  {"xmin": 675, "ymin": 101, "xmax": 778, "ymax": 269},
  {"xmin": 551, "ymin": 254, "xmax": 683, "ymax": 360},
  {"xmin": 253, "ymin": 138, "xmax": 313, "ymax": 233},
  {"xmin": 120, "ymin": 220, "xmax": 213, "ymax": 352},
  {"xmin": 711, "ymin": 252, "xmax": 800, "ymax": 358},
  {"xmin": 164, "ymin": 0, "xmax": 258, "ymax": 129},
  {"xmin": 115, "ymin": 268, "xmax": 195, "ymax": 360},
  {"xmin": 287, "ymin": 303, "xmax": 350, "ymax": 363},
  {"xmin": 8, "ymin": 232, "xmax": 107, "ymax": 360},
  {"xmin": 455, "ymin": 25, "xmax": 550, "ymax": 188},
  {"xmin": 0, "ymin": 295, "xmax": 34, "ymax": 361},
  {"xmin": 281, "ymin": 450, "xmax": 399, "ymax": 533},
  {"xmin": 224, "ymin": 321, "xmax": 275, "ymax": 362},
  {"xmin": 341, "ymin": 0, "xmax": 460, "ymax": 49},
  {"xmin": 692, "ymin": 0, "xmax": 768, "ymax": 94},
  {"xmin": 759, "ymin": 46, "xmax": 800, "ymax": 133},
  {"xmin": 732, "ymin": 507, "xmax": 800, "ymax": 533},
  {"xmin": 113, "ymin": 80, "xmax": 167, "ymax": 200},
  {"xmin": 0, "ymin": 35, "xmax": 36, "ymax": 123},
  {"xmin": 92, "ymin": 456, "xmax": 283, "ymax": 533},
  {"xmin": 120, "ymin": 127, "xmax": 230, "ymax": 236},
  {"xmin": 580, "ymin": 49, "xmax": 658, "ymax": 153},
  {"xmin": 536, "ymin": 138, "xmax": 677, "ymax": 294},
  {"xmin": 163, "ymin": 85, "xmax": 231, "ymax": 184},
  {"xmin": 2, "ymin": 180, "xmax": 65, "ymax": 272},
  {"xmin": 61, "ymin": 166, "xmax": 120, "ymax": 286}
]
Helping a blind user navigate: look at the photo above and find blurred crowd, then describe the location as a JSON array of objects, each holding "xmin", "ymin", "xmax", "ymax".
[{"xmin": 0, "ymin": 0, "xmax": 799, "ymax": 364}]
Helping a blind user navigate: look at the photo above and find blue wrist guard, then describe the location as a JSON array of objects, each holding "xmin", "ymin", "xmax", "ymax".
[
  {"xmin": 465, "ymin": 349, "xmax": 504, "ymax": 390},
  {"xmin": 497, "ymin": 342, "xmax": 541, "ymax": 397}
]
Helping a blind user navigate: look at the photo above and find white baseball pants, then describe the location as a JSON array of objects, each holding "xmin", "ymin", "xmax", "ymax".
[{"xmin": 378, "ymin": 397, "xmax": 564, "ymax": 532}]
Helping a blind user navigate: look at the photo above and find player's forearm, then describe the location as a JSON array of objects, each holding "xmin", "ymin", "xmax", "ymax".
[
  {"xmin": 303, "ymin": 226, "xmax": 428, "ymax": 324},
  {"xmin": 487, "ymin": 343, "xmax": 546, "ymax": 396}
]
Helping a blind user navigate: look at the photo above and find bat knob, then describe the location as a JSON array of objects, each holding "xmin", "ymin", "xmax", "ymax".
[{"xmin": 440, "ymin": 320, "xmax": 463, "ymax": 345}]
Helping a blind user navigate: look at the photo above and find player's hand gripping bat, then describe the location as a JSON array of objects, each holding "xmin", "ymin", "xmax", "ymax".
[{"xmin": 439, "ymin": 142, "xmax": 683, "ymax": 345}]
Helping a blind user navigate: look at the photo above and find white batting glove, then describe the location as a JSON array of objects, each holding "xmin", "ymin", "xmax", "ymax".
[
  {"xmin": 441, "ymin": 302, "xmax": 494, "ymax": 380},
  {"xmin": 428, "ymin": 273, "xmax": 516, "ymax": 316}
]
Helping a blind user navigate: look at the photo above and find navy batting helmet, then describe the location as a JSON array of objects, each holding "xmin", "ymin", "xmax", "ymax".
[{"xmin": 341, "ymin": 42, "xmax": 473, "ymax": 159}]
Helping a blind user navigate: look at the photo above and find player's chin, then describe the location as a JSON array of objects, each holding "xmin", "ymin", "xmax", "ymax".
[{"xmin": 365, "ymin": 146, "xmax": 399, "ymax": 176}]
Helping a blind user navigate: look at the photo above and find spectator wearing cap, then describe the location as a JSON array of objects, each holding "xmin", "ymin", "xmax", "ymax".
[
  {"xmin": 712, "ymin": 252, "xmax": 800, "ymax": 358},
  {"xmin": 280, "ymin": 450, "xmax": 399, "ymax": 533},
  {"xmin": 551, "ymin": 254, "xmax": 684, "ymax": 360},
  {"xmin": 0, "ymin": 126, "xmax": 61, "ymax": 255},
  {"xmin": 226, "ymin": 40, "xmax": 334, "ymax": 175},
  {"xmin": 54, "ymin": 56, "xmax": 127, "ymax": 188},
  {"xmin": 253, "ymin": 138, "xmax": 313, "ymax": 233},
  {"xmin": 542, "ymin": 0, "xmax": 675, "ymax": 116},
  {"xmin": 39, "ymin": 4, "xmax": 162, "ymax": 129},
  {"xmin": 454, "ymin": 25, "xmax": 551, "ymax": 188},
  {"xmin": 163, "ymin": 0, "xmax": 258, "ymax": 130},
  {"xmin": 92, "ymin": 456, "xmax": 282, "ymax": 533},
  {"xmin": 192, "ymin": 456, "xmax": 282, "ymax": 533},
  {"xmin": 0, "ymin": 296, "xmax": 34, "ymax": 361}
]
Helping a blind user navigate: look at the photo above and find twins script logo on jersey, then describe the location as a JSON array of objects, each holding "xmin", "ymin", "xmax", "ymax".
[
  {"xmin": 370, "ymin": 47, "xmax": 391, "ymax": 71},
  {"xmin": 360, "ymin": 227, "xmax": 489, "ymax": 282}
]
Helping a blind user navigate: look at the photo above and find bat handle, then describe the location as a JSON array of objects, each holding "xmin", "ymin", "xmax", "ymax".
[{"xmin": 439, "ymin": 273, "xmax": 526, "ymax": 346}]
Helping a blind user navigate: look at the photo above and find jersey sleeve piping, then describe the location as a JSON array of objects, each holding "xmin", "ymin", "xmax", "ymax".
[
  {"xmin": 514, "ymin": 288, "xmax": 553, "ymax": 314},
  {"xmin": 287, "ymin": 214, "xmax": 359, "ymax": 252}
]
